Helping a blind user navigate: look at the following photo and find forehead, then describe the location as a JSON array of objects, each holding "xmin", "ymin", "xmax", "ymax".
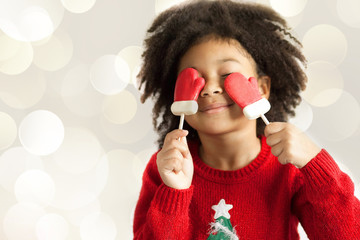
[{"xmin": 178, "ymin": 36, "xmax": 256, "ymax": 70}]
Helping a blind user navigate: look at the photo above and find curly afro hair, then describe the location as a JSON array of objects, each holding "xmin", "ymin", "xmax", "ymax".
[{"xmin": 138, "ymin": 0, "xmax": 307, "ymax": 148}]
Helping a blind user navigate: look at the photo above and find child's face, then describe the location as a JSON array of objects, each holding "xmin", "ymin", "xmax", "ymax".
[{"xmin": 178, "ymin": 36, "xmax": 264, "ymax": 137}]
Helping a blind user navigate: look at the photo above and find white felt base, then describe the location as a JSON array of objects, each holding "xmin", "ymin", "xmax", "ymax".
[
  {"xmin": 243, "ymin": 98, "xmax": 271, "ymax": 120},
  {"xmin": 171, "ymin": 100, "xmax": 198, "ymax": 116}
]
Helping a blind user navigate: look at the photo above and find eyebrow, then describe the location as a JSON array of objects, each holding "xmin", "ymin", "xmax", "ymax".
[{"xmin": 217, "ymin": 58, "xmax": 241, "ymax": 64}]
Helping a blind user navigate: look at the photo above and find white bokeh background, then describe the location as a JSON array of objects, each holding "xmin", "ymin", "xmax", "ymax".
[{"xmin": 0, "ymin": 0, "xmax": 359, "ymax": 239}]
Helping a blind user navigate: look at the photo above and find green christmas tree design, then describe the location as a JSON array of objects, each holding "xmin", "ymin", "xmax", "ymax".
[{"xmin": 207, "ymin": 199, "xmax": 239, "ymax": 240}]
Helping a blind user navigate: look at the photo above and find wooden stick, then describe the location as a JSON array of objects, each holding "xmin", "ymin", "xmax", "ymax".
[
  {"xmin": 179, "ymin": 113, "xmax": 185, "ymax": 129},
  {"xmin": 260, "ymin": 114, "xmax": 270, "ymax": 125}
]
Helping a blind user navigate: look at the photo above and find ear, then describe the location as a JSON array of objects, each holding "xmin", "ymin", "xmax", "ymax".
[{"xmin": 257, "ymin": 75, "xmax": 271, "ymax": 99}]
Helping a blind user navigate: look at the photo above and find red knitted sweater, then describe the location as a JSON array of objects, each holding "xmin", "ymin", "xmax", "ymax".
[{"xmin": 133, "ymin": 137, "xmax": 360, "ymax": 239}]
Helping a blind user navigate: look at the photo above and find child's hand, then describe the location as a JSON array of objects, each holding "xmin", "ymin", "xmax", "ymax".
[
  {"xmin": 156, "ymin": 129, "xmax": 194, "ymax": 189},
  {"xmin": 264, "ymin": 122, "xmax": 321, "ymax": 168}
]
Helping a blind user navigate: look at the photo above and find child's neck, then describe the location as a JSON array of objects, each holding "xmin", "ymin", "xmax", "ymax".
[{"xmin": 198, "ymin": 130, "xmax": 261, "ymax": 171}]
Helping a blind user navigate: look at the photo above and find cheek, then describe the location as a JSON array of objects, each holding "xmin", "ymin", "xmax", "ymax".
[{"xmin": 184, "ymin": 115, "xmax": 198, "ymax": 129}]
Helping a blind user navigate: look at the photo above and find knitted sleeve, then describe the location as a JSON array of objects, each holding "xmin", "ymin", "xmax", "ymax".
[
  {"xmin": 291, "ymin": 149, "xmax": 360, "ymax": 239},
  {"xmin": 133, "ymin": 152, "xmax": 194, "ymax": 239}
]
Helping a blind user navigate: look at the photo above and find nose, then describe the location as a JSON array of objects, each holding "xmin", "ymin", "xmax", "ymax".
[{"xmin": 200, "ymin": 77, "xmax": 223, "ymax": 97}]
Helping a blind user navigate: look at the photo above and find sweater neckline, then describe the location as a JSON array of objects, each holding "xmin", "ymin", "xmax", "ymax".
[{"xmin": 189, "ymin": 136, "xmax": 272, "ymax": 183}]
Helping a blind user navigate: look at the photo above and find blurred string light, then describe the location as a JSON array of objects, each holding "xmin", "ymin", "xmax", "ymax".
[
  {"xmin": 100, "ymin": 97, "xmax": 153, "ymax": 144},
  {"xmin": 269, "ymin": 0, "xmax": 307, "ymax": 17},
  {"xmin": 336, "ymin": 0, "xmax": 360, "ymax": 28},
  {"xmin": 132, "ymin": 148, "xmax": 158, "ymax": 183},
  {"xmin": 61, "ymin": 0, "xmax": 97, "ymax": 14},
  {"xmin": 36, "ymin": 213, "xmax": 69, "ymax": 240},
  {"xmin": 44, "ymin": 147, "xmax": 109, "ymax": 210},
  {"xmin": 302, "ymin": 24, "xmax": 347, "ymax": 66},
  {"xmin": 104, "ymin": 149, "xmax": 141, "ymax": 195},
  {"xmin": 99, "ymin": 149, "xmax": 142, "ymax": 239},
  {"xmin": 90, "ymin": 55, "xmax": 130, "ymax": 95},
  {"xmin": 65, "ymin": 199, "xmax": 101, "ymax": 227},
  {"xmin": 3, "ymin": 202, "xmax": 46, "ymax": 240},
  {"xmin": 288, "ymin": 99, "xmax": 314, "ymax": 132},
  {"xmin": 52, "ymin": 127, "xmax": 104, "ymax": 175},
  {"xmin": 19, "ymin": 110, "xmax": 65, "ymax": 156},
  {"xmin": 80, "ymin": 212, "xmax": 117, "ymax": 240},
  {"xmin": 310, "ymin": 90, "xmax": 360, "ymax": 141},
  {"xmin": 0, "ymin": 0, "xmax": 64, "ymax": 42},
  {"xmin": 302, "ymin": 61, "xmax": 344, "ymax": 107},
  {"xmin": 61, "ymin": 64, "xmax": 104, "ymax": 117},
  {"xmin": 0, "ymin": 33, "xmax": 33, "ymax": 75},
  {"xmin": 118, "ymin": 46, "xmax": 143, "ymax": 86},
  {"xmin": 0, "ymin": 112, "xmax": 17, "ymax": 151},
  {"xmin": 0, "ymin": 147, "xmax": 44, "ymax": 193},
  {"xmin": 32, "ymin": 30, "xmax": 73, "ymax": 71},
  {"xmin": 14, "ymin": 169, "xmax": 55, "ymax": 207},
  {"xmin": 102, "ymin": 90, "xmax": 138, "ymax": 124},
  {"xmin": 0, "ymin": 68, "xmax": 46, "ymax": 109}
]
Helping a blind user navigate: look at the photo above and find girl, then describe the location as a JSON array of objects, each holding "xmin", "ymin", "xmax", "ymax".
[{"xmin": 133, "ymin": 0, "xmax": 360, "ymax": 239}]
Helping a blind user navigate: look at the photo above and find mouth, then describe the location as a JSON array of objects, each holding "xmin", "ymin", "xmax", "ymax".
[{"xmin": 199, "ymin": 103, "xmax": 234, "ymax": 114}]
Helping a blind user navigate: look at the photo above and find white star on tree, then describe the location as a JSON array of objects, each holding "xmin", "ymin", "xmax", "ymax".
[{"xmin": 211, "ymin": 199, "xmax": 233, "ymax": 219}]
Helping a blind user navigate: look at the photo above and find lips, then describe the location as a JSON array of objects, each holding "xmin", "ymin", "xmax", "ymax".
[{"xmin": 199, "ymin": 103, "xmax": 233, "ymax": 113}]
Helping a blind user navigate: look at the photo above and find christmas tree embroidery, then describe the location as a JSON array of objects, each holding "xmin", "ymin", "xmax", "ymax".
[{"xmin": 207, "ymin": 199, "xmax": 239, "ymax": 240}]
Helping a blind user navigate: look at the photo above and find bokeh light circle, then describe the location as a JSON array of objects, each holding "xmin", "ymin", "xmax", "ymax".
[
  {"xmin": 65, "ymin": 200, "xmax": 101, "ymax": 226},
  {"xmin": 102, "ymin": 90, "xmax": 137, "ymax": 124},
  {"xmin": 45, "ymin": 148, "xmax": 109, "ymax": 210},
  {"xmin": 15, "ymin": 169, "xmax": 55, "ymax": 207},
  {"xmin": 337, "ymin": 0, "xmax": 360, "ymax": 28},
  {"xmin": 61, "ymin": 64, "xmax": 104, "ymax": 117},
  {"xmin": 100, "ymin": 92, "xmax": 153, "ymax": 144},
  {"xmin": 0, "ymin": 33, "xmax": 21, "ymax": 61},
  {"xmin": 133, "ymin": 148, "xmax": 157, "ymax": 185},
  {"xmin": 99, "ymin": 149, "xmax": 140, "ymax": 238},
  {"xmin": 0, "ymin": 112, "xmax": 17, "ymax": 150},
  {"xmin": 269, "ymin": 0, "xmax": 307, "ymax": 17},
  {"xmin": 288, "ymin": 99, "xmax": 313, "ymax": 132},
  {"xmin": 61, "ymin": 0, "xmax": 97, "ymax": 14},
  {"xmin": 19, "ymin": 110, "xmax": 65, "ymax": 156},
  {"xmin": 0, "ymin": 1, "xmax": 65, "ymax": 42},
  {"xmin": 80, "ymin": 212, "xmax": 117, "ymax": 240},
  {"xmin": 3, "ymin": 202, "xmax": 46, "ymax": 240},
  {"xmin": 302, "ymin": 61, "xmax": 343, "ymax": 107},
  {"xmin": 118, "ymin": 46, "xmax": 143, "ymax": 85},
  {"xmin": 0, "ymin": 147, "xmax": 44, "ymax": 192},
  {"xmin": 0, "ymin": 38, "xmax": 33, "ymax": 75},
  {"xmin": 0, "ymin": 67, "xmax": 46, "ymax": 109},
  {"xmin": 90, "ymin": 55, "xmax": 130, "ymax": 95},
  {"xmin": 53, "ymin": 127, "xmax": 104, "ymax": 174},
  {"xmin": 36, "ymin": 213, "xmax": 69, "ymax": 240},
  {"xmin": 33, "ymin": 31, "xmax": 73, "ymax": 71},
  {"xmin": 302, "ymin": 24, "xmax": 347, "ymax": 66},
  {"xmin": 310, "ymin": 90, "xmax": 360, "ymax": 141},
  {"xmin": 104, "ymin": 149, "xmax": 140, "ymax": 195}
]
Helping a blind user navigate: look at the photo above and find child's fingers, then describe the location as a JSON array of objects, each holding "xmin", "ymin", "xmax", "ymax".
[
  {"xmin": 160, "ymin": 149, "xmax": 184, "ymax": 174},
  {"xmin": 270, "ymin": 142, "xmax": 284, "ymax": 158},
  {"xmin": 162, "ymin": 130, "xmax": 189, "ymax": 157},
  {"xmin": 265, "ymin": 130, "xmax": 282, "ymax": 147},
  {"xmin": 264, "ymin": 122, "xmax": 286, "ymax": 137},
  {"xmin": 163, "ymin": 129, "xmax": 189, "ymax": 144}
]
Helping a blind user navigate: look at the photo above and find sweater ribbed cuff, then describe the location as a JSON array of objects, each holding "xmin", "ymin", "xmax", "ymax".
[
  {"xmin": 300, "ymin": 149, "xmax": 341, "ymax": 189},
  {"xmin": 152, "ymin": 183, "xmax": 194, "ymax": 215}
]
